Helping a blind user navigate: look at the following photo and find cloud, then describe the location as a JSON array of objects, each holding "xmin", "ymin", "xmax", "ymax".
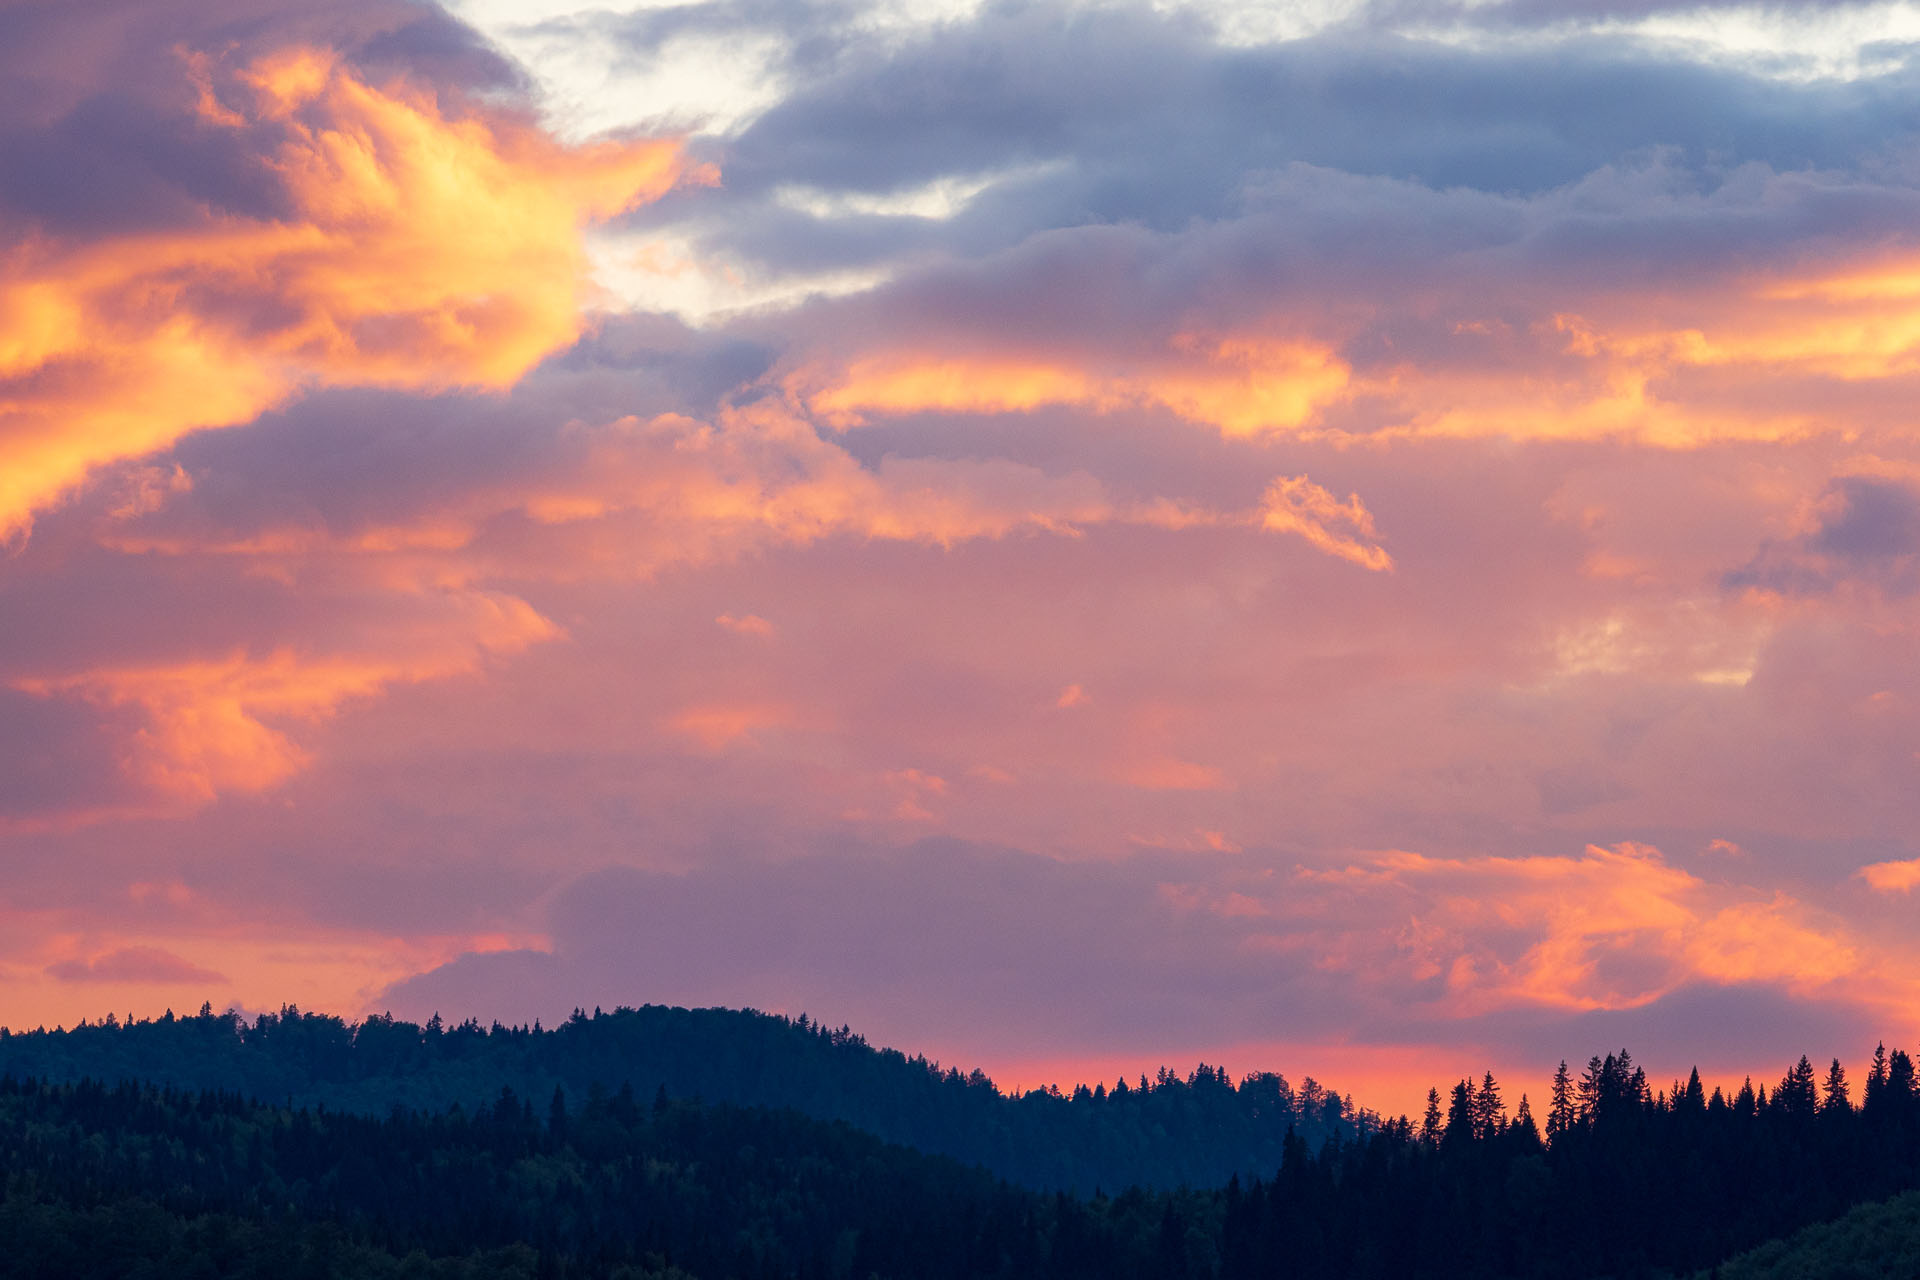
[
  {"xmin": 378, "ymin": 836, "xmax": 1902, "ymax": 1100},
  {"xmin": 795, "ymin": 336, "xmax": 1351, "ymax": 439},
  {"xmin": 1289, "ymin": 842, "xmax": 1860, "ymax": 1017},
  {"xmin": 378, "ymin": 843, "xmax": 1321, "ymax": 1056},
  {"xmin": 8, "ymin": 0, "xmax": 1920, "ymax": 1106},
  {"xmin": 9, "ymin": 383, "xmax": 1383, "ymax": 819},
  {"xmin": 1860, "ymin": 858, "xmax": 1920, "ymax": 893},
  {"xmin": 1728, "ymin": 473, "xmax": 1920, "ymax": 598},
  {"xmin": 12, "ymin": 593, "xmax": 559, "ymax": 808},
  {"xmin": 46, "ymin": 946, "xmax": 226, "ymax": 986},
  {"xmin": 0, "ymin": 689, "xmax": 147, "ymax": 822},
  {"xmin": 715, "ymin": 612, "xmax": 775, "ymax": 637},
  {"xmin": 1812, "ymin": 474, "xmax": 1920, "ymax": 559},
  {"xmin": 1260, "ymin": 476, "xmax": 1394, "ymax": 572},
  {"xmin": 0, "ymin": 39, "xmax": 700, "ymax": 539},
  {"xmin": 601, "ymin": 0, "xmax": 1920, "ymax": 332}
]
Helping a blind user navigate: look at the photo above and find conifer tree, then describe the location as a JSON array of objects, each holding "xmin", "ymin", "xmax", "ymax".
[
  {"xmin": 1627, "ymin": 1065, "xmax": 1649, "ymax": 1110},
  {"xmin": 1473, "ymin": 1071, "xmax": 1505, "ymax": 1139},
  {"xmin": 1820, "ymin": 1058, "xmax": 1851, "ymax": 1114},
  {"xmin": 1680, "ymin": 1067, "xmax": 1706, "ymax": 1115},
  {"xmin": 1778, "ymin": 1056, "xmax": 1818, "ymax": 1117},
  {"xmin": 1865, "ymin": 1042, "xmax": 1889, "ymax": 1112},
  {"xmin": 1885, "ymin": 1049, "xmax": 1916, "ymax": 1105},
  {"xmin": 1577, "ymin": 1055, "xmax": 1605, "ymax": 1121},
  {"xmin": 1547, "ymin": 1060, "xmax": 1575, "ymax": 1143},
  {"xmin": 1420, "ymin": 1087, "xmax": 1443, "ymax": 1149},
  {"xmin": 1512, "ymin": 1094, "xmax": 1541, "ymax": 1147},
  {"xmin": 1444, "ymin": 1079, "xmax": 1477, "ymax": 1149}
]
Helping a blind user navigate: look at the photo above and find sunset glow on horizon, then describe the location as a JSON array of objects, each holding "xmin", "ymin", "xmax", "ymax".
[{"xmin": 7, "ymin": 0, "xmax": 1920, "ymax": 1120}]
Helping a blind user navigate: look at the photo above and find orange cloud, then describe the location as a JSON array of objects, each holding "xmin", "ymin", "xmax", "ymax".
[
  {"xmin": 0, "ymin": 902, "xmax": 550, "ymax": 1033},
  {"xmin": 788, "ymin": 243, "xmax": 1920, "ymax": 455},
  {"xmin": 1122, "ymin": 758, "xmax": 1230, "ymax": 791},
  {"xmin": 0, "ymin": 45, "xmax": 701, "ymax": 539},
  {"xmin": 1860, "ymin": 858, "xmax": 1920, "ymax": 894},
  {"xmin": 1259, "ymin": 475, "xmax": 1393, "ymax": 571},
  {"xmin": 113, "ymin": 402, "xmax": 1390, "ymax": 581},
  {"xmin": 667, "ymin": 701, "xmax": 797, "ymax": 751},
  {"xmin": 716, "ymin": 613, "xmax": 776, "ymax": 637},
  {"xmin": 1367, "ymin": 251, "xmax": 1920, "ymax": 448},
  {"xmin": 1290, "ymin": 842, "xmax": 1858, "ymax": 1016},
  {"xmin": 74, "ymin": 402, "xmax": 1400, "ymax": 818},
  {"xmin": 796, "ymin": 335, "xmax": 1350, "ymax": 438},
  {"xmin": 12, "ymin": 591, "xmax": 557, "ymax": 809}
]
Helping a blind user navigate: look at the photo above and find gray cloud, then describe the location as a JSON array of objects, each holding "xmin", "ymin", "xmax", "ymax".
[
  {"xmin": 615, "ymin": 3, "xmax": 1920, "ymax": 289},
  {"xmin": 382, "ymin": 842, "xmax": 1332, "ymax": 1055},
  {"xmin": 1367, "ymin": 982, "xmax": 1877, "ymax": 1080},
  {"xmin": 0, "ymin": 689, "xmax": 145, "ymax": 819},
  {"xmin": 380, "ymin": 835, "xmax": 1887, "ymax": 1088},
  {"xmin": 1728, "ymin": 475, "xmax": 1920, "ymax": 598}
]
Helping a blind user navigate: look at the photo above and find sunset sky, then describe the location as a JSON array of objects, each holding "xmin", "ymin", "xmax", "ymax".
[{"xmin": 6, "ymin": 0, "xmax": 1920, "ymax": 1116}]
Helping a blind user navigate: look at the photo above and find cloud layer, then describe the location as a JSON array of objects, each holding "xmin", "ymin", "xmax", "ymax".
[{"xmin": 3, "ymin": 0, "xmax": 1919, "ymax": 1114}]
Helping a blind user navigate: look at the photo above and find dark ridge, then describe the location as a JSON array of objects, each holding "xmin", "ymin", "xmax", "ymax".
[
  {"xmin": 0, "ymin": 1001, "xmax": 1373, "ymax": 1194},
  {"xmin": 3, "ymin": 1040, "xmax": 1920, "ymax": 1277}
]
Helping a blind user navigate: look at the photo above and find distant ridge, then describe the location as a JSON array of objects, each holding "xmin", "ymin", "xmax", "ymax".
[
  {"xmin": 0, "ymin": 1002, "xmax": 1375, "ymax": 1193},
  {"xmin": 3, "ymin": 1028, "xmax": 1918, "ymax": 1276},
  {"xmin": 1703, "ymin": 1188, "xmax": 1920, "ymax": 1279}
]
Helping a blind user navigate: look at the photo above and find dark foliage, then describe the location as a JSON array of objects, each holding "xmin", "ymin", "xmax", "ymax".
[
  {"xmin": 1706, "ymin": 1185, "xmax": 1920, "ymax": 1279},
  {"xmin": 0, "ymin": 1003, "xmax": 1367, "ymax": 1194},
  {"xmin": 1200, "ymin": 1048, "xmax": 1920, "ymax": 1279},
  {"xmin": 0, "ymin": 1071, "xmax": 1179, "ymax": 1280},
  {"xmin": 5, "ymin": 1011, "xmax": 1920, "ymax": 1278}
]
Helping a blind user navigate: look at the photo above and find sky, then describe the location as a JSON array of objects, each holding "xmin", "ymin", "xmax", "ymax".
[{"xmin": 4, "ymin": 0, "xmax": 1920, "ymax": 1118}]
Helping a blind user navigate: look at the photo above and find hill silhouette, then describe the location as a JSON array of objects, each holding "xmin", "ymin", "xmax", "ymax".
[
  {"xmin": 1704, "ymin": 1188, "xmax": 1920, "ymax": 1279},
  {"xmin": 0, "ymin": 1002, "xmax": 1371, "ymax": 1194},
  {"xmin": 7, "ymin": 1035, "xmax": 1920, "ymax": 1277}
]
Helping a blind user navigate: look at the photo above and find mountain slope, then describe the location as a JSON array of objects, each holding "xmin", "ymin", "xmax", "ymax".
[
  {"xmin": 0, "ymin": 1003, "xmax": 1371, "ymax": 1193},
  {"xmin": 0, "ymin": 1073, "xmax": 1117, "ymax": 1280},
  {"xmin": 1704, "ymin": 1188, "xmax": 1920, "ymax": 1279}
]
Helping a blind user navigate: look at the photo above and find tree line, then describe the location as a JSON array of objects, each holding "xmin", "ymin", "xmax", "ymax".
[
  {"xmin": 0, "ymin": 1003, "xmax": 1370, "ymax": 1194},
  {"xmin": 5, "ymin": 1009, "xmax": 1920, "ymax": 1275}
]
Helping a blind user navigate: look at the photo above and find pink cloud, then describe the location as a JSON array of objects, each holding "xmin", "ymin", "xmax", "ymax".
[
  {"xmin": 46, "ymin": 946, "xmax": 226, "ymax": 986},
  {"xmin": 1860, "ymin": 859, "xmax": 1920, "ymax": 894},
  {"xmin": 716, "ymin": 613, "xmax": 776, "ymax": 637},
  {"xmin": 5, "ymin": 0, "xmax": 1920, "ymax": 1111}
]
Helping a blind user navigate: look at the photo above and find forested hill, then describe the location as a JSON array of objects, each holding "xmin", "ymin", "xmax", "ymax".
[
  {"xmin": 1704, "ymin": 1187, "xmax": 1920, "ymax": 1279},
  {"xmin": 0, "ymin": 1003, "xmax": 1371, "ymax": 1193},
  {"xmin": 8, "ymin": 1044, "xmax": 1920, "ymax": 1277}
]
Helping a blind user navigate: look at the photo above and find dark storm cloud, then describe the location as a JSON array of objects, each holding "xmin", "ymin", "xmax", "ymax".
[{"xmin": 619, "ymin": 3, "xmax": 1920, "ymax": 283}]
